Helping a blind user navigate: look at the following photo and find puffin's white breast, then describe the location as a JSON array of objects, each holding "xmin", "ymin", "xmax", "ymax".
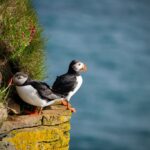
[
  {"xmin": 66, "ymin": 75, "xmax": 83, "ymax": 101},
  {"xmin": 16, "ymin": 85, "xmax": 47, "ymax": 107}
]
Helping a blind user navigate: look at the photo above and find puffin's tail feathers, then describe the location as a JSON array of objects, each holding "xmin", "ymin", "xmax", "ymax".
[{"xmin": 43, "ymin": 98, "xmax": 64, "ymax": 107}]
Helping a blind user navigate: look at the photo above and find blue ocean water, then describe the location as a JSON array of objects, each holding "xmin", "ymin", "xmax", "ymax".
[{"xmin": 32, "ymin": 0, "xmax": 150, "ymax": 149}]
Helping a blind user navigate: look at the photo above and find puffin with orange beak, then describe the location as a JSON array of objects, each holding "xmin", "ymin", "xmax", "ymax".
[
  {"xmin": 12, "ymin": 60, "xmax": 87, "ymax": 114},
  {"xmin": 52, "ymin": 60, "xmax": 87, "ymax": 112}
]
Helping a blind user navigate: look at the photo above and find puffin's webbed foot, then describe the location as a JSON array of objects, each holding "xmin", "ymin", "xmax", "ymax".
[
  {"xmin": 24, "ymin": 108, "xmax": 38, "ymax": 115},
  {"xmin": 61, "ymin": 99, "xmax": 76, "ymax": 113},
  {"xmin": 61, "ymin": 99, "xmax": 68, "ymax": 106},
  {"xmin": 24, "ymin": 107, "xmax": 43, "ymax": 115},
  {"xmin": 68, "ymin": 107, "xmax": 76, "ymax": 113}
]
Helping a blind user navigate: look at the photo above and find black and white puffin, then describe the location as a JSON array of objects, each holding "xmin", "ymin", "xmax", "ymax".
[
  {"xmin": 13, "ymin": 72, "xmax": 63, "ymax": 114},
  {"xmin": 52, "ymin": 60, "xmax": 87, "ymax": 112}
]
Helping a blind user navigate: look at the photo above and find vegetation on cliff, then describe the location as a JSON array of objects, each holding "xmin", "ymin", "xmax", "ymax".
[
  {"xmin": 0, "ymin": 2, "xmax": 72, "ymax": 149},
  {"xmin": 0, "ymin": 0, "xmax": 45, "ymax": 103}
]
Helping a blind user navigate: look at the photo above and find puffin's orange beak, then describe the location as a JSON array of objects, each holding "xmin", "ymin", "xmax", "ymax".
[
  {"xmin": 81, "ymin": 64, "xmax": 87, "ymax": 72},
  {"xmin": 8, "ymin": 77, "xmax": 13, "ymax": 86}
]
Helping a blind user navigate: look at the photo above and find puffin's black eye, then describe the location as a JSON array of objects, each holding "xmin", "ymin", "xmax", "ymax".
[
  {"xmin": 18, "ymin": 76, "xmax": 23, "ymax": 79},
  {"xmin": 18, "ymin": 76, "xmax": 21, "ymax": 79},
  {"xmin": 78, "ymin": 63, "xmax": 81, "ymax": 66}
]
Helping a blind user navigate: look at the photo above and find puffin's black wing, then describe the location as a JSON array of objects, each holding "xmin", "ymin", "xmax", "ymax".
[
  {"xmin": 29, "ymin": 81, "xmax": 60, "ymax": 100},
  {"xmin": 52, "ymin": 74, "xmax": 77, "ymax": 95}
]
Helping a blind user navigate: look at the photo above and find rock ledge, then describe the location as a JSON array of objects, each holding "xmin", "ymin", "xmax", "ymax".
[{"xmin": 0, "ymin": 105, "xmax": 72, "ymax": 150}]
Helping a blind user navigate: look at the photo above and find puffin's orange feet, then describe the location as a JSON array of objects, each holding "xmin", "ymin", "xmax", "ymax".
[
  {"xmin": 61, "ymin": 99, "xmax": 68, "ymax": 106},
  {"xmin": 24, "ymin": 109, "xmax": 39, "ymax": 115},
  {"xmin": 67, "ymin": 104, "xmax": 76, "ymax": 113},
  {"xmin": 23, "ymin": 107, "xmax": 43, "ymax": 115},
  {"xmin": 69, "ymin": 107, "xmax": 76, "ymax": 113},
  {"xmin": 61, "ymin": 99, "xmax": 76, "ymax": 113}
]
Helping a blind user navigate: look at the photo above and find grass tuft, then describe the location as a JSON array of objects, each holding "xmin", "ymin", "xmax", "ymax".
[{"xmin": 0, "ymin": 0, "xmax": 45, "ymax": 103}]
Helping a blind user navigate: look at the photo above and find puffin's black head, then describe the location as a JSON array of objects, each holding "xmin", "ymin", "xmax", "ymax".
[
  {"xmin": 68, "ymin": 60, "xmax": 87, "ymax": 74},
  {"xmin": 13, "ymin": 72, "xmax": 28, "ymax": 86}
]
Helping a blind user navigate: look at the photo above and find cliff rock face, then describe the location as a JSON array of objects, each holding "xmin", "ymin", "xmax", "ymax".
[{"xmin": 0, "ymin": 105, "xmax": 71, "ymax": 150}]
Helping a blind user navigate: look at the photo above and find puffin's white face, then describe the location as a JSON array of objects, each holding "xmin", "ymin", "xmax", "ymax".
[
  {"xmin": 73, "ymin": 62, "xmax": 87, "ymax": 72},
  {"xmin": 13, "ymin": 72, "xmax": 28, "ymax": 86}
]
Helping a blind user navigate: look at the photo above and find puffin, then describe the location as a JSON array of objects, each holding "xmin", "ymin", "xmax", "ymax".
[
  {"xmin": 52, "ymin": 60, "xmax": 87, "ymax": 112},
  {"xmin": 12, "ymin": 72, "xmax": 64, "ymax": 114}
]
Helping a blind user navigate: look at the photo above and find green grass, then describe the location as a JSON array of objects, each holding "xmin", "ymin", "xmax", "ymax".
[
  {"xmin": 0, "ymin": 86, "xmax": 10, "ymax": 103},
  {"xmin": 0, "ymin": 87, "xmax": 7, "ymax": 103},
  {"xmin": 0, "ymin": 0, "xmax": 45, "ymax": 102}
]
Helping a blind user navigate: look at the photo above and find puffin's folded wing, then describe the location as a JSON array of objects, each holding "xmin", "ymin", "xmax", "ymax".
[
  {"xmin": 29, "ymin": 81, "xmax": 61, "ymax": 100},
  {"xmin": 52, "ymin": 74, "xmax": 77, "ymax": 95}
]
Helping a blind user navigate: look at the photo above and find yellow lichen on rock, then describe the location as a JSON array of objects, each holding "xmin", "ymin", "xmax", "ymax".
[
  {"xmin": 4, "ymin": 125, "xmax": 70, "ymax": 150},
  {"xmin": 0, "ymin": 107, "xmax": 72, "ymax": 150}
]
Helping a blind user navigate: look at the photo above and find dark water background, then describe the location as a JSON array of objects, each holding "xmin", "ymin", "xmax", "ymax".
[{"xmin": 32, "ymin": 0, "xmax": 150, "ymax": 149}]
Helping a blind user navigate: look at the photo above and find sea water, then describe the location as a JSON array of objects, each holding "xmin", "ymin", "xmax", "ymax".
[{"xmin": 33, "ymin": 0, "xmax": 150, "ymax": 149}]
